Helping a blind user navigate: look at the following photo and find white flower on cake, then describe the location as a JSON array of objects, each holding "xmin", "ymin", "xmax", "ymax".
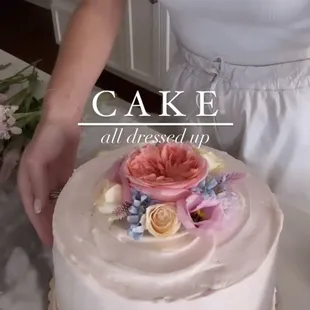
[
  {"xmin": 142, "ymin": 203, "xmax": 181, "ymax": 238},
  {"xmin": 94, "ymin": 181, "xmax": 123, "ymax": 214},
  {"xmin": 199, "ymin": 150, "xmax": 224, "ymax": 173}
]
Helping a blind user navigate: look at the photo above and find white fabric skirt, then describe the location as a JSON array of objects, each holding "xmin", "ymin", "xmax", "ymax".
[{"xmin": 163, "ymin": 46, "xmax": 310, "ymax": 214}]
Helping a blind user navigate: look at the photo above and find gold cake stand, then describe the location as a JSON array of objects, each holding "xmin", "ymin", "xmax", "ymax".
[{"xmin": 48, "ymin": 279, "xmax": 277, "ymax": 310}]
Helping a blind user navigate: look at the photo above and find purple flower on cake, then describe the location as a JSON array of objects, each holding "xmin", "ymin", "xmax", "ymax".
[
  {"xmin": 217, "ymin": 191, "xmax": 240, "ymax": 214},
  {"xmin": 123, "ymin": 143, "xmax": 209, "ymax": 202},
  {"xmin": 177, "ymin": 194, "xmax": 225, "ymax": 236}
]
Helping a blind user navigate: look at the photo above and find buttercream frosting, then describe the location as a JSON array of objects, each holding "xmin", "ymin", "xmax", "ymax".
[
  {"xmin": 48, "ymin": 279, "xmax": 278, "ymax": 310},
  {"xmin": 53, "ymin": 145, "xmax": 283, "ymax": 302}
]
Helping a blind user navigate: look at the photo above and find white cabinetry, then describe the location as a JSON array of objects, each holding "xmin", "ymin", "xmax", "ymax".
[{"xmin": 51, "ymin": 0, "xmax": 177, "ymax": 91}]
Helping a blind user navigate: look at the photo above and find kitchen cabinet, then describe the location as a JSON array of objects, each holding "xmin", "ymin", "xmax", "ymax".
[
  {"xmin": 51, "ymin": 0, "xmax": 178, "ymax": 91},
  {"xmin": 26, "ymin": 0, "xmax": 51, "ymax": 9}
]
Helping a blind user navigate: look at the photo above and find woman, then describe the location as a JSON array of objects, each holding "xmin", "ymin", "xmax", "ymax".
[{"xmin": 18, "ymin": 0, "xmax": 310, "ymax": 246}]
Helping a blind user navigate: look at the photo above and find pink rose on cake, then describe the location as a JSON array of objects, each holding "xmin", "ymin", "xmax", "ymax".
[
  {"xmin": 123, "ymin": 143, "xmax": 208, "ymax": 201},
  {"xmin": 177, "ymin": 194, "xmax": 225, "ymax": 236}
]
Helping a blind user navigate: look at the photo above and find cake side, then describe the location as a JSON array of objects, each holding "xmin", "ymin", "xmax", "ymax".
[
  {"xmin": 49, "ymin": 277, "xmax": 278, "ymax": 310},
  {"xmin": 52, "ymin": 244, "xmax": 278, "ymax": 310},
  {"xmin": 52, "ymin": 144, "xmax": 283, "ymax": 305}
]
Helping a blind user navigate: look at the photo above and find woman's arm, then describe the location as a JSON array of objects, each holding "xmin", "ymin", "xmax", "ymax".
[
  {"xmin": 17, "ymin": 0, "xmax": 125, "ymax": 246},
  {"xmin": 44, "ymin": 0, "xmax": 125, "ymax": 124}
]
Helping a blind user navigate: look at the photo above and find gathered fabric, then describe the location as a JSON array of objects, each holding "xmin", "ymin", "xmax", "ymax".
[{"xmin": 163, "ymin": 45, "xmax": 310, "ymax": 214}]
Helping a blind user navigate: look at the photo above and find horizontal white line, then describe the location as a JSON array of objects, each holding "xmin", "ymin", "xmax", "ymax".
[{"xmin": 78, "ymin": 123, "xmax": 234, "ymax": 126}]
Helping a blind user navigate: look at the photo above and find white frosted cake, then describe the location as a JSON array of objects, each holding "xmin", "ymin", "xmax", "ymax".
[{"xmin": 52, "ymin": 143, "xmax": 283, "ymax": 310}]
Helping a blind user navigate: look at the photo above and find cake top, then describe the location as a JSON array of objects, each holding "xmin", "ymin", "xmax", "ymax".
[
  {"xmin": 94, "ymin": 143, "xmax": 244, "ymax": 241},
  {"xmin": 53, "ymin": 143, "xmax": 283, "ymax": 301}
]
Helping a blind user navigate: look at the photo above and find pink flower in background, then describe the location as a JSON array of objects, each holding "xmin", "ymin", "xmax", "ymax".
[
  {"xmin": 177, "ymin": 194, "xmax": 225, "ymax": 236},
  {"xmin": 124, "ymin": 143, "xmax": 209, "ymax": 201},
  {"xmin": 0, "ymin": 105, "xmax": 22, "ymax": 140}
]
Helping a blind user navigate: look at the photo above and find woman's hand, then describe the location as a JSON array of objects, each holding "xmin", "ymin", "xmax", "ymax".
[
  {"xmin": 16, "ymin": 0, "xmax": 125, "ymax": 247},
  {"xmin": 18, "ymin": 118, "xmax": 80, "ymax": 246}
]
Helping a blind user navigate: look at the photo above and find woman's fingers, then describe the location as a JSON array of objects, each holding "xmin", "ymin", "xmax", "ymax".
[
  {"xmin": 17, "ymin": 120, "xmax": 80, "ymax": 247},
  {"xmin": 17, "ymin": 159, "xmax": 34, "ymax": 222},
  {"xmin": 28, "ymin": 156, "xmax": 54, "ymax": 246},
  {"xmin": 34, "ymin": 201, "xmax": 54, "ymax": 247},
  {"xmin": 28, "ymin": 157, "xmax": 49, "ymax": 215}
]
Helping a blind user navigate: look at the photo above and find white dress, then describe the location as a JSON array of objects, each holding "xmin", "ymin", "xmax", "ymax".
[{"xmin": 160, "ymin": 0, "xmax": 310, "ymax": 214}]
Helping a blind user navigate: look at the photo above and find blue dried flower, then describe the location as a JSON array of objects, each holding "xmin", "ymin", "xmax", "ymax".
[
  {"xmin": 192, "ymin": 176, "xmax": 218, "ymax": 198},
  {"xmin": 127, "ymin": 188, "xmax": 158, "ymax": 240},
  {"xmin": 128, "ymin": 224, "xmax": 144, "ymax": 240}
]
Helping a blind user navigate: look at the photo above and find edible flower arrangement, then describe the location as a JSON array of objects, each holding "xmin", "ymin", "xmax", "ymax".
[{"xmin": 94, "ymin": 143, "xmax": 244, "ymax": 240}]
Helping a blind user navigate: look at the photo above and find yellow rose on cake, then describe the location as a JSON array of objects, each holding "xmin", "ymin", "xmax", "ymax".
[{"xmin": 142, "ymin": 203, "xmax": 181, "ymax": 238}]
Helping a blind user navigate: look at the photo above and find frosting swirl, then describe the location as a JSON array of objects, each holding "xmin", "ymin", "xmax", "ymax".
[{"xmin": 53, "ymin": 145, "xmax": 283, "ymax": 301}]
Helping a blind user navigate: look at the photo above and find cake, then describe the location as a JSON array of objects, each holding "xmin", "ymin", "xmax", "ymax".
[{"xmin": 52, "ymin": 143, "xmax": 283, "ymax": 310}]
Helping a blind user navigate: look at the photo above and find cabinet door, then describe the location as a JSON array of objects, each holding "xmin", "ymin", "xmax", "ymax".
[{"xmin": 122, "ymin": 0, "xmax": 161, "ymax": 88}]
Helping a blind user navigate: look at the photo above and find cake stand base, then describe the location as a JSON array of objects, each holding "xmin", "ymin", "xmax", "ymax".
[{"xmin": 48, "ymin": 279, "xmax": 277, "ymax": 310}]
